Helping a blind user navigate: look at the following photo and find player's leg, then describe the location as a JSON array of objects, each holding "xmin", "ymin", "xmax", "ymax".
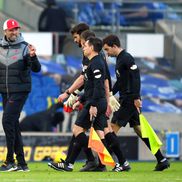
[
  {"xmin": 48, "ymin": 107, "xmax": 96, "ymax": 171},
  {"xmin": 133, "ymin": 125, "xmax": 170, "ymax": 171},
  {"xmin": 48, "ymin": 124, "xmax": 87, "ymax": 171},
  {"xmin": 75, "ymin": 108, "xmax": 97, "ymax": 172},
  {"xmin": 65, "ymin": 130, "xmax": 95, "ymax": 164},
  {"xmin": 104, "ymin": 123, "xmax": 131, "ymax": 172},
  {"xmin": 108, "ymin": 101, "xmax": 137, "ymax": 172},
  {"xmin": 52, "ymin": 109, "xmax": 97, "ymax": 172}
]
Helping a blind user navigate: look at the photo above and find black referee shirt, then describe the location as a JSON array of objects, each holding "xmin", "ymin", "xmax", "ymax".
[
  {"xmin": 112, "ymin": 50, "xmax": 141, "ymax": 99},
  {"xmin": 83, "ymin": 54, "xmax": 106, "ymax": 106},
  {"xmin": 81, "ymin": 51, "xmax": 112, "ymax": 91}
]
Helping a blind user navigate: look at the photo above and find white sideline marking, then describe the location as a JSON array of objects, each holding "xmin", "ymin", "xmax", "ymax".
[
  {"xmin": 1, "ymin": 178, "xmax": 181, "ymax": 182},
  {"xmin": 98, "ymin": 179, "xmax": 129, "ymax": 181}
]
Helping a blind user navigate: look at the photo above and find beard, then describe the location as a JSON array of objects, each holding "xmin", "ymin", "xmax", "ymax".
[
  {"xmin": 78, "ymin": 43, "xmax": 82, "ymax": 48},
  {"xmin": 8, "ymin": 35, "xmax": 17, "ymax": 42},
  {"xmin": 74, "ymin": 40, "xmax": 82, "ymax": 48}
]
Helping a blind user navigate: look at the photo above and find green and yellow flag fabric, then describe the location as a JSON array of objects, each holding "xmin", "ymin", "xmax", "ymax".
[{"xmin": 140, "ymin": 114, "xmax": 163, "ymax": 155}]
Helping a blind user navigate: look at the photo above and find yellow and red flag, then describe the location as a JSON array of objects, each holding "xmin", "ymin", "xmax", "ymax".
[
  {"xmin": 88, "ymin": 127, "xmax": 115, "ymax": 167},
  {"xmin": 140, "ymin": 114, "xmax": 163, "ymax": 155}
]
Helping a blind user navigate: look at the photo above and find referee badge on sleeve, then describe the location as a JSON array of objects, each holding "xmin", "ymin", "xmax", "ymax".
[
  {"xmin": 130, "ymin": 65, "xmax": 137, "ymax": 70},
  {"xmin": 93, "ymin": 69, "xmax": 102, "ymax": 79}
]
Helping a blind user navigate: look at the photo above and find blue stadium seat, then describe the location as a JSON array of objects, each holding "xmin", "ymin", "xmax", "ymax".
[{"xmin": 22, "ymin": 73, "xmax": 60, "ymax": 115}]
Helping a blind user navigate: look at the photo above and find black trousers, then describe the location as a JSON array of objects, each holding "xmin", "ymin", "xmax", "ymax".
[{"xmin": 1, "ymin": 92, "xmax": 28, "ymax": 165}]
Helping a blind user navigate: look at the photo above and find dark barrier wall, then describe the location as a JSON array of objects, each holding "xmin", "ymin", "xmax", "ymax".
[{"xmin": 0, "ymin": 135, "xmax": 138, "ymax": 162}]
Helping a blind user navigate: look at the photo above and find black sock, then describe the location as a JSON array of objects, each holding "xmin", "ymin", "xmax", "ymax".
[
  {"xmin": 104, "ymin": 134, "xmax": 113, "ymax": 154},
  {"xmin": 141, "ymin": 138, "xmax": 164, "ymax": 162},
  {"xmin": 141, "ymin": 138, "xmax": 151, "ymax": 149},
  {"xmin": 101, "ymin": 138, "xmax": 107, "ymax": 147},
  {"xmin": 65, "ymin": 135, "xmax": 75, "ymax": 161},
  {"xmin": 105, "ymin": 132, "xmax": 126, "ymax": 165},
  {"xmin": 155, "ymin": 150, "xmax": 165, "ymax": 163},
  {"xmin": 66, "ymin": 132, "xmax": 88, "ymax": 164},
  {"xmin": 83, "ymin": 136, "xmax": 95, "ymax": 162}
]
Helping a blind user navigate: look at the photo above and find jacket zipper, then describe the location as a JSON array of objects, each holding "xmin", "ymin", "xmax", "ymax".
[{"xmin": 6, "ymin": 47, "xmax": 9, "ymax": 99}]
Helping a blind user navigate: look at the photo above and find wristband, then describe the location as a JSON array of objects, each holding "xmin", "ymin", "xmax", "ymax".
[
  {"xmin": 72, "ymin": 92, "xmax": 77, "ymax": 96},
  {"xmin": 65, "ymin": 89, "xmax": 71, "ymax": 96}
]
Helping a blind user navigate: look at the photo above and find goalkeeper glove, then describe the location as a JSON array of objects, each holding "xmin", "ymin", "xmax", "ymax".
[
  {"xmin": 64, "ymin": 89, "xmax": 80, "ymax": 107},
  {"xmin": 109, "ymin": 92, "xmax": 120, "ymax": 112}
]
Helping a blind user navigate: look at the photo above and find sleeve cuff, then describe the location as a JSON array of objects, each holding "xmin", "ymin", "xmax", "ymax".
[
  {"xmin": 90, "ymin": 100, "xmax": 97, "ymax": 107},
  {"xmin": 133, "ymin": 94, "xmax": 141, "ymax": 100},
  {"xmin": 79, "ymin": 95, "xmax": 86, "ymax": 103},
  {"xmin": 30, "ymin": 55, "xmax": 37, "ymax": 61}
]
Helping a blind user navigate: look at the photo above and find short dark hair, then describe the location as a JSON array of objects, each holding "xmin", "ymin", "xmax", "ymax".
[
  {"xmin": 71, "ymin": 23, "xmax": 89, "ymax": 35},
  {"xmin": 103, "ymin": 34, "xmax": 120, "ymax": 47},
  {"xmin": 80, "ymin": 30, "xmax": 95, "ymax": 41},
  {"xmin": 46, "ymin": 0, "xmax": 56, "ymax": 6},
  {"xmin": 87, "ymin": 37, "xmax": 103, "ymax": 53}
]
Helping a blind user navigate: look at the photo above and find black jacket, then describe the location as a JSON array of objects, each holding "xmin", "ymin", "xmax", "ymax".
[
  {"xmin": 38, "ymin": 6, "xmax": 69, "ymax": 32},
  {"xmin": 0, "ymin": 34, "xmax": 41, "ymax": 93}
]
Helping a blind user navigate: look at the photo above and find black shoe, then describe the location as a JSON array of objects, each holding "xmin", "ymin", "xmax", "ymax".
[
  {"xmin": 79, "ymin": 160, "xmax": 98, "ymax": 172},
  {"xmin": 91, "ymin": 165, "xmax": 107, "ymax": 172},
  {"xmin": 154, "ymin": 159, "xmax": 170, "ymax": 171},
  {"xmin": 112, "ymin": 161, "xmax": 131, "ymax": 172},
  {"xmin": 15, "ymin": 165, "xmax": 30, "ymax": 172},
  {"xmin": 0, "ymin": 161, "xmax": 17, "ymax": 172},
  {"xmin": 48, "ymin": 159, "xmax": 73, "ymax": 172}
]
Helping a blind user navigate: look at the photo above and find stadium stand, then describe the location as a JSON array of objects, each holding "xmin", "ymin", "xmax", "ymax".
[{"xmin": 21, "ymin": 54, "xmax": 182, "ymax": 115}]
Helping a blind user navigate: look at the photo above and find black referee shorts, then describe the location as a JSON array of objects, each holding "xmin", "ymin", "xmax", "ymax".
[
  {"xmin": 111, "ymin": 98, "xmax": 140, "ymax": 128},
  {"xmin": 75, "ymin": 98, "xmax": 107, "ymax": 131}
]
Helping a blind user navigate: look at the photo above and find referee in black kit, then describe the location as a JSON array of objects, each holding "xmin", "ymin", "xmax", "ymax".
[
  {"xmin": 54, "ymin": 24, "xmax": 126, "ymax": 172},
  {"xmin": 48, "ymin": 37, "xmax": 108, "ymax": 171},
  {"xmin": 102, "ymin": 34, "xmax": 170, "ymax": 171}
]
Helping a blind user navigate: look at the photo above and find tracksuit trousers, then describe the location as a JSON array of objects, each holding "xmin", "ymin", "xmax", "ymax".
[{"xmin": 1, "ymin": 92, "xmax": 28, "ymax": 165}]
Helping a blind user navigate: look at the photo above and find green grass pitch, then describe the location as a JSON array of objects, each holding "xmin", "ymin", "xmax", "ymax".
[{"xmin": 0, "ymin": 161, "xmax": 181, "ymax": 182}]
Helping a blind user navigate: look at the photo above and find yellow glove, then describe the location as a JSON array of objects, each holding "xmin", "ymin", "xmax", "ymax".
[
  {"xmin": 64, "ymin": 90, "xmax": 80, "ymax": 107},
  {"xmin": 109, "ymin": 92, "xmax": 120, "ymax": 112}
]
